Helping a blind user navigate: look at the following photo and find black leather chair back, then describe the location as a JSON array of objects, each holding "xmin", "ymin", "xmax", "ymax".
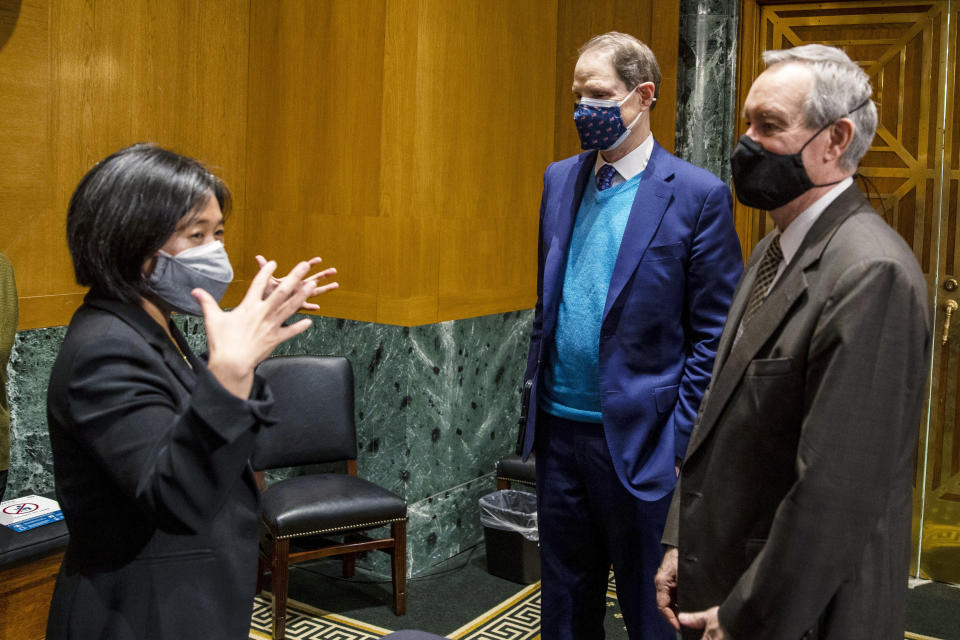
[{"xmin": 252, "ymin": 355, "xmax": 357, "ymax": 470}]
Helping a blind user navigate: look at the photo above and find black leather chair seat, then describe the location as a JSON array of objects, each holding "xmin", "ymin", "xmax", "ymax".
[
  {"xmin": 255, "ymin": 356, "xmax": 408, "ymax": 636},
  {"xmin": 261, "ymin": 475, "xmax": 406, "ymax": 539},
  {"xmin": 496, "ymin": 454, "xmax": 536, "ymax": 487},
  {"xmin": 0, "ymin": 519, "xmax": 69, "ymax": 570}
]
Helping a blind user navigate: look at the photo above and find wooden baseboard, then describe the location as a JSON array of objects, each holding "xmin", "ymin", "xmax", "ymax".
[{"xmin": 0, "ymin": 552, "xmax": 63, "ymax": 640}]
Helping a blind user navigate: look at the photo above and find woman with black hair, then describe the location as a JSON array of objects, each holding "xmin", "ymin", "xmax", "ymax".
[{"xmin": 45, "ymin": 143, "xmax": 337, "ymax": 639}]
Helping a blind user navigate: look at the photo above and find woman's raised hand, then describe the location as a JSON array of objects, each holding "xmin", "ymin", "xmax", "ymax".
[
  {"xmin": 194, "ymin": 258, "xmax": 339, "ymax": 398},
  {"xmin": 255, "ymin": 255, "xmax": 337, "ymax": 310}
]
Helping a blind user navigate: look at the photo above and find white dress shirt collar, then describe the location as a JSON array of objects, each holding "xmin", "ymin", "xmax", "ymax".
[
  {"xmin": 736, "ymin": 177, "xmax": 854, "ymax": 344},
  {"xmin": 594, "ymin": 133, "xmax": 654, "ymax": 184},
  {"xmin": 778, "ymin": 177, "xmax": 853, "ymax": 268}
]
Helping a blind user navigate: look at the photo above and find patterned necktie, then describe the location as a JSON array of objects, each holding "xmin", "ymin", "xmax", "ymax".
[
  {"xmin": 596, "ymin": 164, "xmax": 618, "ymax": 191},
  {"xmin": 742, "ymin": 234, "xmax": 783, "ymax": 325}
]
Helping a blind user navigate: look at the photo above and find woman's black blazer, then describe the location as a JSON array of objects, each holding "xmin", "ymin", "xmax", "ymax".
[{"xmin": 45, "ymin": 293, "xmax": 274, "ymax": 640}]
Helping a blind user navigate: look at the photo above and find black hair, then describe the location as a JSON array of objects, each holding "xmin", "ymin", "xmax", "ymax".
[{"xmin": 66, "ymin": 143, "xmax": 231, "ymax": 304}]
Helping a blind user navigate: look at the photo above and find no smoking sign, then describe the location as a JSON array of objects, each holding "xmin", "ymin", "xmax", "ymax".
[
  {"xmin": 2, "ymin": 502, "xmax": 39, "ymax": 515},
  {"xmin": 0, "ymin": 495, "xmax": 62, "ymax": 531}
]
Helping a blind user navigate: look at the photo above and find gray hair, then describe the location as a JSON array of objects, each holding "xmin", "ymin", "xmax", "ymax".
[
  {"xmin": 580, "ymin": 32, "xmax": 661, "ymax": 109},
  {"xmin": 763, "ymin": 44, "xmax": 877, "ymax": 170}
]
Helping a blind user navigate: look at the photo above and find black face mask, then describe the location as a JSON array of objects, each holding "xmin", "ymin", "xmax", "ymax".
[{"xmin": 730, "ymin": 100, "xmax": 869, "ymax": 210}]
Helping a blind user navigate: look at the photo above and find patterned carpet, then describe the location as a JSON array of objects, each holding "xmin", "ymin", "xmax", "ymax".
[
  {"xmin": 249, "ymin": 573, "xmax": 942, "ymax": 640},
  {"xmin": 249, "ymin": 584, "xmax": 546, "ymax": 640},
  {"xmin": 249, "ymin": 573, "xmax": 619, "ymax": 640},
  {"xmin": 249, "ymin": 596, "xmax": 393, "ymax": 639}
]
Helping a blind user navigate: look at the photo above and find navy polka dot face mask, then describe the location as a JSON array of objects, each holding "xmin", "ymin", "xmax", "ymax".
[{"xmin": 573, "ymin": 85, "xmax": 643, "ymax": 151}]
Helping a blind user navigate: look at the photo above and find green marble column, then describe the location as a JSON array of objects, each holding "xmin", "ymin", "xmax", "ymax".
[{"xmin": 675, "ymin": 0, "xmax": 740, "ymax": 184}]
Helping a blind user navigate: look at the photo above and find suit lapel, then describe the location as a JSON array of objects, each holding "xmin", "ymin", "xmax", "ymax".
[
  {"xmin": 85, "ymin": 293, "xmax": 197, "ymax": 392},
  {"xmin": 86, "ymin": 293, "xmax": 258, "ymax": 495},
  {"xmin": 711, "ymin": 225, "xmax": 777, "ymax": 375},
  {"xmin": 167, "ymin": 322, "xmax": 202, "ymax": 391},
  {"xmin": 685, "ymin": 268, "xmax": 808, "ymax": 458},
  {"xmin": 541, "ymin": 151, "xmax": 595, "ymax": 338},
  {"xmin": 603, "ymin": 142, "xmax": 673, "ymax": 321},
  {"xmin": 685, "ymin": 185, "xmax": 870, "ymax": 459}
]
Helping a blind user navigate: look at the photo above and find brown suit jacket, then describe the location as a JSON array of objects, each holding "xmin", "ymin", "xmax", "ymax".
[{"xmin": 663, "ymin": 186, "xmax": 930, "ymax": 640}]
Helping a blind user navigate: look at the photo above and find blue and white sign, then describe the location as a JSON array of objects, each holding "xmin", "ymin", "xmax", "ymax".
[{"xmin": 0, "ymin": 495, "xmax": 63, "ymax": 532}]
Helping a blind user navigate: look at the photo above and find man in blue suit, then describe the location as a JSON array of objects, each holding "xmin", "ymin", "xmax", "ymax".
[{"xmin": 522, "ymin": 32, "xmax": 742, "ymax": 639}]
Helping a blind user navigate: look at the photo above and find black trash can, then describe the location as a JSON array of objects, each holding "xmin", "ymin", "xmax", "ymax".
[{"xmin": 479, "ymin": 489, "xmax": 540, "ymax": 584}]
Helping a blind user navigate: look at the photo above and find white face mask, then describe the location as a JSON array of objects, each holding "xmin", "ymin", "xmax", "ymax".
[
  {"xmin": 146, "ymin": 240, "xmax": 234, "ymax": 316},
  {"xmin": 577, "ymin": 84, "xmax": 638, "ymax": 109}
]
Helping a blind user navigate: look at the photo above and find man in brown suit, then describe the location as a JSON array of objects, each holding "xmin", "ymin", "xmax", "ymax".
[{"xmin": 655, "ymin": 45, "xmax": 930, "ymax": 639}]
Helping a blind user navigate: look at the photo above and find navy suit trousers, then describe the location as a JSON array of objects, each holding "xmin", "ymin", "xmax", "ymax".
[{"xmin": 536, "ymin": 411, "xmax": 675, "ymax": 640}]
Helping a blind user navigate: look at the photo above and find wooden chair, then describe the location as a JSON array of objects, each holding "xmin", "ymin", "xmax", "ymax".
[
  {"xmin": 253, "ymin": 356, "xmax": 407, "ymax": 640},
  {"xmin": 497, "ymin": 380, "xmax": 536, "ymax": 490},
  {"xmin": 495, "ymin": 453, "xmax": 536, "ymax": 490}
]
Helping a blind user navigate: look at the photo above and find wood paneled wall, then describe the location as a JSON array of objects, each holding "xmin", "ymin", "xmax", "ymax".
[
  {"xmin": 553, "ymin": 0, "xmax": 679, "ymax": 160},
  {"xmin": 0, "ymin": 0, "xmax": 250, "ymax": 329},
  {"xmin": 0, "ymin": 0, "xmax": 677, "ymax": 329}
]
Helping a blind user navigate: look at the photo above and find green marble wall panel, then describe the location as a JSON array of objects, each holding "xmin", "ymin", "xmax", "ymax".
[
  {"xmin": 676, "ymin": 0, "xmax": 739, "ymax": 184},
  {"xmin": 6, "ymin": 326, "xmax": 66, "ymax": 497},
  {"xmin": 405, "ymin": 476, "xmax": 499, "ymax": 576},
  {"xmin": 358, "ymin": 474, "xmax": 500, "ymax": 577},
  {"xmin": 402, "ymin": 311, "xmax": 530, "ymax": 503},
  {"xmin": 3, "ymin": 309, "xmax": 533, "ymax": 577}
]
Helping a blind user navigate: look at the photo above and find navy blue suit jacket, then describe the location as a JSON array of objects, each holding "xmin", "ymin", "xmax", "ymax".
[{"xmin": 523, "ymin": 141, "xmax": 742, "ymax": 501}]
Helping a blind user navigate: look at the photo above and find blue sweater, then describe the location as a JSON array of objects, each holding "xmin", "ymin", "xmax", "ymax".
[{"xmin": 541, "ymin": 172, "xmax": 642, "ymax": 422}]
